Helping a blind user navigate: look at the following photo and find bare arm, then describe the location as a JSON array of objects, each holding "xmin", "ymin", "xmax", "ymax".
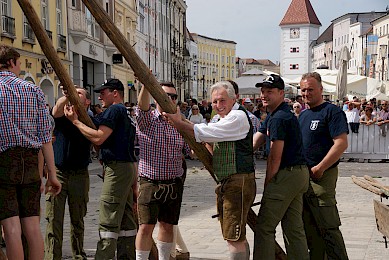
[
  {"xmin": 265, "ymin": 140, "xmax": 284, "ymax": 187},
  {"xmin": 138, "ymin": 86, "xmax": 151, "ymax": 111},
  {"xmin": 41, "ymin": 142, "xmax": 61, "ymax": 195},
  {"xmin": 163, "ymin": 108, "xmax": 195, "ymax": 138},
  {"xmin": 64, "ymin": 104, "xmax": 113, "ymax": 145},
  {"xmin": 253, "ymin": 132, "xmax": 266, "ymax": 150},
  {"xmin": 52, "ymin": 96, "xmax": 68, "ymax": 118},
  {"xmin": 311, "ymin": 133, "xmax": 348, "ymax": 179}
]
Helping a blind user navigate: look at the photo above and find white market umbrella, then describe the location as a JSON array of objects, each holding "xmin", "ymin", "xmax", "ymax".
[{"xmin": 336, "ymin": 46, "xmax": 351, "ymax": 99}]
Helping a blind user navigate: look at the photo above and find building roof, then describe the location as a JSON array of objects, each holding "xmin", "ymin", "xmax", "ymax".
[
  {"xmin": 315, "ymin": 23, "xmax": 333, "ymax": 44},
  {"xmin": 190, "ymin": 33, "xmax": 236, "ymax": 44},
  {"xmin": 235, "ymin": 58, "xmax": 277, "ymax": 67},
  {"xmin": 279, "ymin": 0, "xmax": 321, "ymax": 26}
]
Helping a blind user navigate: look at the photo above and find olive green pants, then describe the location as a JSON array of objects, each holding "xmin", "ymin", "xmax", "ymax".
[
  {"xmin": 254, "ymin": 165, "xmax": 310, "ymax": 260},
  {"xmin": 45, "ymin": 168, "xmax": 89, "ymax": 260},
  {"xmin": 95, "ymin": 161, "xmax": 137, "ymax": 260},
  {"xmin": 303, "ymin": 166, "xmax": 349, "ymax": 260}
]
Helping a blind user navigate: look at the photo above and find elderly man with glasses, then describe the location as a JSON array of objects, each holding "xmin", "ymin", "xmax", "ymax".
[{"xmin": 377, "ymin": 100, "xmax": 389, "ymax": 136}]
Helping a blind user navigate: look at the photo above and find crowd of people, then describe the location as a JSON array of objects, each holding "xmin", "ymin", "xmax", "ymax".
[{"xmin": 0, "ymin": 43, "xmax": 353, "ymax": 260}]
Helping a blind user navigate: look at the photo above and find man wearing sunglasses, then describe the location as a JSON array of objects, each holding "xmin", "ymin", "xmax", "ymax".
[
  {"xmin": 64, "ymin": 78, "xmax": 138, "ymax": 259},
  {"xmin": 135, "ymin": 82, "xmax": 190, "ymax": 260}
]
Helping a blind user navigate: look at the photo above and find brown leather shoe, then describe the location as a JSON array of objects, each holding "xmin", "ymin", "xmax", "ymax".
[{"xmin": 175, "ymin": 250, "xmax": 190, "ymax": 260}]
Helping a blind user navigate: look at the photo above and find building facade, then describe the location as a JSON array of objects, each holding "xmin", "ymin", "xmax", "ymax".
[
  {"xmin": 370, "ymin": 13, "xmax": 389, "ymax": 81},
  {"xmin": 1, "ymin": 0, "xmax": 69, "ymax": 106},
  {"xmin": 190, "ymin": 33, "xmax": 236, "ymax": 101}
]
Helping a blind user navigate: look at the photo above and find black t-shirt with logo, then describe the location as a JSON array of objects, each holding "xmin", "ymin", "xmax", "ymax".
[
  {"xmin": 258, "ymin": 102, "xmax": 305, "ymax": 169},
  {"xmin": 298, "ymin": 102, "xmax": 349, "ymax": 168}
]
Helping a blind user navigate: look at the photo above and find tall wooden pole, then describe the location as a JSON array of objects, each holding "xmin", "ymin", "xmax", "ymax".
[
  {"xmin": 16, "ymin": 0, "xmax": 95, "ymax": 129},
  {"xmin": 79, "ymin": 0, "xmax": 285, "ymax": 258}
]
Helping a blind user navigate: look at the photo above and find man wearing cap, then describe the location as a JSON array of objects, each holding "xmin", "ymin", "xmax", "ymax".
[
  {"xmin": 164, "ymin": 81, "xmax": 256, "ymax": 260},
  {"xmin": 299, "ymin": 72, "xmax": 349, "ymax": 260},
  {"xmin": 243, "ymin": 98, "xmax": 260, "ymax": 133},
  {"xmin": 64, "ymin": 78, "xmax": 137, "ymax": 259},
  {"xmin": 252, "ymin": 74, "xmax": 309, "ymax": 259}
]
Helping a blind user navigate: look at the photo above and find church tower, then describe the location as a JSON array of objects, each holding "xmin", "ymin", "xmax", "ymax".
[{"xmin": 279, "ymin": 0, "xmax": 321, "ymax": 80}]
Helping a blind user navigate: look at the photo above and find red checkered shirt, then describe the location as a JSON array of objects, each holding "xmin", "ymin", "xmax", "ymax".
[
  {"xmin": 136, "ymin": 107, "xmax": 190, "ymax": 180},
  {"xmin": 0, "ymin": 71, "xmax": 52, "ymax": 152}
]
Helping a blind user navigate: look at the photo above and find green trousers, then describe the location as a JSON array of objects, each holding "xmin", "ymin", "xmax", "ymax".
[
  {"xmin": 254, "ymin": 165, "xmax": 310, "ymax": 260},
  {"xmin": 303, "ymin": 166, "xmax": 349, "ymax": 260},
  {"xmin": 95, "ymin": 161, "xmax": 137, "ymax": 260},
  {"xmin": 45, "ymin": 168, "xmax": 89, "ymax": 260}
]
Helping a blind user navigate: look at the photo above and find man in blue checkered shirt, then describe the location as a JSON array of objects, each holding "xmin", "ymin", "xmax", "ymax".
[{"xmin": 0, "ymin": 44, "xmax": 61, "ymax": 259}]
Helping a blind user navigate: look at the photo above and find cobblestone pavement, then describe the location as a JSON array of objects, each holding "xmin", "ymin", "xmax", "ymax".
[{"xmin": 35, "ymin": 159, "xmax": 389, "ymax": 259}]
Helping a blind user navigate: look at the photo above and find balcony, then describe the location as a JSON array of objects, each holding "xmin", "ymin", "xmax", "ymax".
[
  {"xmin": 22, "ymin": 22, "xmax": 35, "ymax": 44},
  {"xmin": 46, "ymin": 30, "xmax": 52, "ymax": 41},
  {"xmin": 57, "ymin": 34, "xmax": 66, "ymax": 52},
  {"xmin": 1, "ymin": 15, "xmax": 16, "ymax": 38}
]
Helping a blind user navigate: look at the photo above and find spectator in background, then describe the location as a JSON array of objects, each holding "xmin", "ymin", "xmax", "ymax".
[
  {"xmin": 342, "ymin": 96, "xmax": 349, "ymax": 111},
  {"xmin": 293, "ymin": 102, "xmax": 302, "ymax": 118},
  {"xmin": 360, "ymin": 106, "xmax": 376, "ymax": 126},
  {"xmin": 377, "ymin": 100, "xmax": 389, "ymax": 136},
  {"xmin": 203, "ymin": 113, "xmax": 211, "ymax": 124},
  {"xmin": 296, "ymin": 95, "xmax": 306, "ymax": 110},
  {"xmin": 179, "ymin": 101, "xmax": 189, "ymax": 118},
  {"xmin": 188, "ymin": 105, "xmax": 203, "ymax": 124},
  {"xmin": 345, "ymin": 102, "xmax": 360, "ymax": 133},
  {"xmin": 243, "ymin": 98, "xmax": 260, "ymax": 133}
]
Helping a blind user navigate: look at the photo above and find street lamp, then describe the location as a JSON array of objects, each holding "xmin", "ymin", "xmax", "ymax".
[
  {"xmin": 371, "ymin": 54, "xmax": 377, "ymax": 79},
  {"xmin": 380, "ymin": 44, "xmax": 387, "ymax": 81},
  {"xmin": 201, "ymin": 66, "xmax": 206, "ymax": 99}
]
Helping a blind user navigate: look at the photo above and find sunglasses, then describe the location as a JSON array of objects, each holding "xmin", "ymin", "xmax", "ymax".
[{"xmin": 166, "ymin": 93, "xmax": 178, "ymax": 100}]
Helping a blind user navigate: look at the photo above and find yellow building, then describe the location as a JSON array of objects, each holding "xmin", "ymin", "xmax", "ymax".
[
  {"xmin": 1, "ymin": 0, "xmax": 69, "ymax": 106},
  {"xmin": 190, "ymin": 33, "xmax": 236, "ymax": 101},
  {"xmin": 112, "ymin": 0, "xmax": 137, "ymax": 104}
]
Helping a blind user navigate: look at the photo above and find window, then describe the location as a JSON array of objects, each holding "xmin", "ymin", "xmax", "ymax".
[
  {"xmin": 71, "ymin": 0, "xmax": 76, "ymax": 7},
  {"xmin": 41, "ymin": 0, "xmax": 49, "ymax": 29},
  {"xmin": 290, "ymin": 47, "xmax": 299, "ymax": 53},
  {"xmin": 86, "ymin": 8, "xmax": 100, "ymax": 39},
  {"xmin": 290, "ymin": 64, "xmax": 299, "ymax": 70},
  {"xmin": 56, "ymin": 0, "xmax": 62, "ymax": 35}
]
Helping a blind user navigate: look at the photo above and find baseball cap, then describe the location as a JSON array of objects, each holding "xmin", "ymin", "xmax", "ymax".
[
  {"xmin": 94, "ymin": 78, "xmax": 124, "ymax": 93},
  {"xmin": 243, "ymin": 98, "xmax": 252, "ymax": 104},
  {"xmin": 255, "ymin": 74, "xmax": 285, "ymax": 90}
]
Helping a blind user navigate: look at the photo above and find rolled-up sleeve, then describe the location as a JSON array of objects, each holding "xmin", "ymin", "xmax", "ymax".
[{"xmin": 194, "ymin": 110, "xmax": 250, "ymax": 143}]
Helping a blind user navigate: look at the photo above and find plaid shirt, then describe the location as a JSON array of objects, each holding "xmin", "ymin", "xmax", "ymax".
[
  {"xmin": 136, "ymin": 107, "xmax": 190, "ymax": 180},
  {"xmin": 0, "ymin": 71, "xmax": 52, "ymax": 152}
]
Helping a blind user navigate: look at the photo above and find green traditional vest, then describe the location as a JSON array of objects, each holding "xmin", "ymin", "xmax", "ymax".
[{"xmin": 213, "ymin": 105, "xmax": 254, "ymax": 182}]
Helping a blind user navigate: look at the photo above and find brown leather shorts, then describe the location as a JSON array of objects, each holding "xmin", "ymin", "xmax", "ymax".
[{"xmin": 0, "ymin": 147, "xmax": 41, "ymax": 220}]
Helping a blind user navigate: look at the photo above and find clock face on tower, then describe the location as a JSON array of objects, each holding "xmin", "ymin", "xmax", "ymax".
[{"xmin": 290, "ymin": 28, "xmax": 300, "ymax": 39}]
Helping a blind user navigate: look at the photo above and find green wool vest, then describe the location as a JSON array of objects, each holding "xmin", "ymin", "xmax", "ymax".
[{"xmin": 213, "ymin": 105, "xmax": 254, "ymax": 182}]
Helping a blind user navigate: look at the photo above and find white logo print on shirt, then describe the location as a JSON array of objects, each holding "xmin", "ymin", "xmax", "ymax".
[{"xmin": 310, "ymin": 120, "xmax": 319, "ymax": 130}]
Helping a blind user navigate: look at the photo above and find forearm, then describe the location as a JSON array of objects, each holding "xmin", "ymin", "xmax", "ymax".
[
  {"xmin": 253, "ymin": 132, "xmax": 266, "ymax": 150},
  {"xmin": 41, "ymin": 141, "xmax": 56, "ymax": 179},
  {"xmin": 52, "ymin": 96, "xmax": 68, "ymax": 118},
  {"xmin": 73, "ymin": 120, "xmax": 105, "ymax": 145},
  {"xmin": 175, "ymin": 119, "xmax": 195, "ymax": 138},
  {"xmin": 266, "ymin": 152, "xmax": 281, "ymax": 182},
  {"xmin": 138, "ymin": 86, "xmax": 150, "ymax": 111},
  {"xmin": 316, "ymin": 141, "xmax": 347, "ymax": 172}
]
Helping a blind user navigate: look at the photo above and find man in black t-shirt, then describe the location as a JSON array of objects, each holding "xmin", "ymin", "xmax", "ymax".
[
  {"xmin": 299, "ymin": 72, "xmax": 349, "ymax": 260},
  {"xmin": 45, "ymin": 86, "xmax": 93, "ymax": 260},
  {"xmin": 253, "ymin": 74, "xmax": 309, "ymax": 259}
]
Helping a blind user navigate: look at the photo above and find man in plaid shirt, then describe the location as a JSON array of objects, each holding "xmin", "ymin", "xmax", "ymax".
[
  {"xmin": 0, "ymin": 44, "xmax": 61, "ymax": 259},
  {"xmin": 135, "ymin": 82, "xmax": 190, "ymax": 260}
]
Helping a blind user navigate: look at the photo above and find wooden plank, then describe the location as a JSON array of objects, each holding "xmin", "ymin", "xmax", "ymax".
[
  {"xmin": 373, "ymin": 199, "xmax": 389, "ymax": 238},
  {"xmin": 351, "ymin": 175, "xmax": 382, "ymax": 195},
  {"xmin": 16, "ymin": 0, "xmax": 95, "ymax": 129}
]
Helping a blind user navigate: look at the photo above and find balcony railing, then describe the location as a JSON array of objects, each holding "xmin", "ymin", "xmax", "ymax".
[
  {"xmin": 57, "ymin": 34, "xmax": 66, "ymax": 51},
  {"xmin": 23, "ymin": 22, "xmax": 35, "ymax": 44},
  {"xmin": 1, "ymin": 15, "xmax": 15, "ymax": 37},
  {"xmin": 46, "ymin": 29, "xmax": 52, "ymax": 41}
]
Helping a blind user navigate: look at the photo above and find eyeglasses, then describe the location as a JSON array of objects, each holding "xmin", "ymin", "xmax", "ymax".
[
  {"xmin": 293, "ymin": 106, "xmax": 300, "ymax": 108},
  {"xmin": 192, "ymin": 108, "xmax": 199, "ymax": 110},
  {"xmin": 166, "ymin": 93, "xmax": 178, "ymax": 100}
]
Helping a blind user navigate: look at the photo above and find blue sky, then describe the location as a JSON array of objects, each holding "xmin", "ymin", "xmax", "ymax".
[{"xmin": 186, "ymin": 0, "xmax": 386, "ymax": 63}]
